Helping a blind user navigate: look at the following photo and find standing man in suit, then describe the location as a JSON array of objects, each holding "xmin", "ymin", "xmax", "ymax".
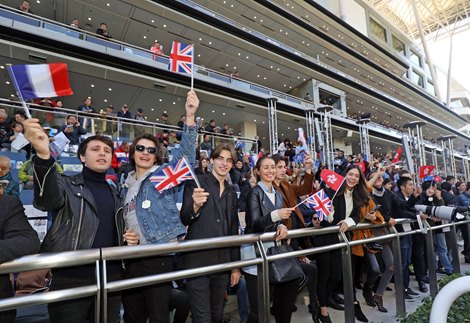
[{"xmin": 180, "ymin": 143, "xmax": 241, "ymax": 323}]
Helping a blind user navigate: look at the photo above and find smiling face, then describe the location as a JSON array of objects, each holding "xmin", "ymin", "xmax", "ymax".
[
  {"xmin": 257, "ymin": 158, "xmax": 276, "ymax": 184},
  {"xmin": 133, "ymin": 138, "xmax": 158, "ymax": 172},
  {"xmin": 211, "ymin": 149, "xmax": 233, "ymax": 180},
  {"xmin": 79, "ymin": 140, "xmax": 113, "ymax": 173},
  {"xmin": 345, "ymin": 168, "xmax": 360, "ymax": 189}
]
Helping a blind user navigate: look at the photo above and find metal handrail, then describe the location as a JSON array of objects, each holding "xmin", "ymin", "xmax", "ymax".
[
  {"xmin": 0, "ymin": 217, "xmax": 469, "ymax": 323},
  {"xmin": 429, "ymin": 276, "xmax": 470, "ymax": 323}
]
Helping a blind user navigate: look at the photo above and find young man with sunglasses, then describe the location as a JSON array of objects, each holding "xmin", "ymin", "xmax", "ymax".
[{"xmin": 120, "ymin": 90, "xmax": 199, "ymax": 323}]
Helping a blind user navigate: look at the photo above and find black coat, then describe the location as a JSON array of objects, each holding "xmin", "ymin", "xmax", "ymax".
[
  {"xmin": 245, "ymin": 185, "xmax": 283, "ymax": 234},
  {"xmin": 0, "ymin": 196, "xmax": 40, "ymax": 300},
  {"xmin": 180, "ymin": 174, "xmax": 240, "ymax": 269},
  {"xmin": 33, "ymin": 156, "xmax": 124, "ymax": 253}
]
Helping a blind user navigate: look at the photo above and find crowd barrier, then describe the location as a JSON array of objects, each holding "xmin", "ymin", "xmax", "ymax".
[{"xmin": 0, "ymin": 217, "xmax": 469, "ymax": 323}]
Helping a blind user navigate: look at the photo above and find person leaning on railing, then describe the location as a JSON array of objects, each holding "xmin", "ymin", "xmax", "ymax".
[
  {"xmin": 0, "ymin": 195, "xmax": 40, "ymax": 323},
  {"xmin": 22, "ymin": 118, "xmax": 139, "ymax": 323}
]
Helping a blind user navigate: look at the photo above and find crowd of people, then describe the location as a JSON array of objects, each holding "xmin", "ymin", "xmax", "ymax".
[{"xmin": 0, "ymin": 90, "xmax": 469, "ymax": 323}]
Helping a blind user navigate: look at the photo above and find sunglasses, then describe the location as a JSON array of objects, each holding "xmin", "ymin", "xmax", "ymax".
[
  {"xmin": 312, "ymin": 217, "xmax": 320, "ymax": 221},
  {"xmin": 135, "ymin": 145, "xmax": 157, "ymax": 154}
]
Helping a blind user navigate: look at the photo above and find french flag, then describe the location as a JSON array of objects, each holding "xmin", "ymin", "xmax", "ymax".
[{"xmin": 7, "ymin": 63, "xmax": 74, "ymax": 101}]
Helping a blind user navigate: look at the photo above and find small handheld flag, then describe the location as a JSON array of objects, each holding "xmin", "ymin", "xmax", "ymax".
[
  {"xmin": 392, "ymin": 147, "xmax": 403, "ymax": 164},
  {"xmin": 6, "ymin": 63, "xmax": 74, "ymax": 119},
  {"xmin": 149, "ymin": 157, "xmax": 196, "ymax": 193},
  {"xmin": 419, "ymin": 165, "xmax": 436, "ymax": 179},
  {"xmin": 168, "ymin": 41, "xmax": 195, "ymax": 90},
  {"xmin": 305, "ymin": 190, "xmax": 332, "ymax": 221},
  {"xmin": 320, "ymin": 169, "xmax": 345, "ymax": 191}
]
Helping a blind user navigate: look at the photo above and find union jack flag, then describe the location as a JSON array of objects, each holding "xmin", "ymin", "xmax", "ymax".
[
  {"xmin": 168, "ymin": 41, "xmax": 194, "ymax": 74},
  {"xmin": 149, "ymin": 157, "xmax": 195, "ymax": 193},
  {"xmin": 306, "ymin": 190, "xmax": 332, "ymax": 221}
]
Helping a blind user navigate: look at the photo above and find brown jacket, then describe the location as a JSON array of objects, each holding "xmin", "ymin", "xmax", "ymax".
[
  {"xmin": 273, "ymin": 172, "xmax": 314, "ymax": 248},
  {"xmin": 351, "ymin": 198, "xmax": 384, "ymax": 257}
]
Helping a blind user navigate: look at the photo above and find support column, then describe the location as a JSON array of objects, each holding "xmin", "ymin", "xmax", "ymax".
[
  {"xmin": 356, "ymin": 118, "xmax": 371, "ymax": 162},
  {"xmin": 305, "ymin": 108, "xmax": 316, "ymax": 160},
  {"xmin": 316, "ymin": 105, "xmax": 334, "ymax": 170},
  {"xmin": 438, "ymin": 135, "xmax": 457, "ymax": 177},
  {"xmin": 266, "ymin": 98, "xmax": 279, "ymax": 154},
  {"xmin": 403, "ymin": 121, "xmax": 427, "ymax": 181}
]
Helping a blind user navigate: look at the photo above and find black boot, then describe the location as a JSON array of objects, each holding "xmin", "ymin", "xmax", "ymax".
[
  {"xmin": 373, "ymin": 294, "xmax": 388, "ymax": 313},
  {"xmin": 362, "ymin": 284, "xmax": 375, "ymax": 307},
  {"xmin": 309, "ymin": 303, "xmax": 320, "ymax": 323},
  {"xmin": 328, "ymin": 295, "xmax": 344, "ymax": 310},
  {"xmin": 354, "ymin": 302, "xmax": 369, "ymax": 322}
]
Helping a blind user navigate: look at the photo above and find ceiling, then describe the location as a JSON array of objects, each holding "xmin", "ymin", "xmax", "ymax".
[
  {"xmin": 363, "ymin": 0, "xmax": 470, "ymax": 41},
  {"xmin": 0, "ymin": 0, "xmax": 468, "ymax": 158}
]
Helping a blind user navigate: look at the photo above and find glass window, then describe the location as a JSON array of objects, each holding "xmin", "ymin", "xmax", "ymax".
[
  {"xmin": 427, "ymin": 80, "xmax": 436, "ymax": 96},
  {"xmin": 410, "ymin": 70, "xmax": 424, "ymax": 87},
  {"xmin": 370, "ymin": 18, "xmax": 387, "ymax": 42},
  {"xmin": 410, "ymin": 50, "xmax": 422, "ymax": 67},
  {"xmin": 392, "ymin": 35, "xmax": 405, "ymax": 56},
  {"xmin": 319, "ymin": 89, "xmax": 341, "ymax": 111}
]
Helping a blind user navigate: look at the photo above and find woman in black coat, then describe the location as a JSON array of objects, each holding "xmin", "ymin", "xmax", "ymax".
[{"xmin": 244, "ymin": 156, "xmax": 297, "ymax": 323}]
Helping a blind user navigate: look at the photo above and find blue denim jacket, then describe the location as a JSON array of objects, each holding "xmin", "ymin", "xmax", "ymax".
[
  {"xmin": 122, "ymin": 123, "xmax": 197, "ymax": 244},
  {"xmin": 457, "ymin": 192, "xmax": 470, "ymax": 207}
]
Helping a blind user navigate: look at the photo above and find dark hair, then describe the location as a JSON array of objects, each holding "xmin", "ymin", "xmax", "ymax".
[
  {"xmin": 446, "ymin": 175, "xmax": 455, "ymax": 181},
  {"xmin": 397, "ymin": 177, "xmax": 413, "ymax": 191},
  {"xmin": 129, "ymin": 133, "xmax": 161, "ymax": 167},
  {"xmin": 272, "ymin": 154, "xmax": 288, "ymax": 165},
  {"xmin": 210, "ymin": 143, "xmax": 237, "ymax": 162},
  {"xmin": 336, "ymin": 164, "xmax": 370, "ymax": 208},
  {"xmin": 14, "ymin": 110, "xmax": 28, "ymax": 120},
  {"xmin": 77, "ymin": 135, "xmax": 114, "ymax": 163},
  {"xmin": 198, "ymin": 157, "xmax": 208, "ymax": 174},
  {"xmin": 441, "ymin": 182, "xmax": 452, "ymax": 192}
]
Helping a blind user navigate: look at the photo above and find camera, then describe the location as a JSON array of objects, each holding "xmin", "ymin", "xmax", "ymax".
[{"xmin": 414, "ymin": 205, "xmax": 470, "ymax": 222}]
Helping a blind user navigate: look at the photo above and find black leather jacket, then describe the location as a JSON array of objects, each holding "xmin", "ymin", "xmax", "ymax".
[
  {"xmin": 33, "ymin": 156, "xmax": 124, "ymax": 253},
  {"xmin": 245, "ymin": 185, "xmax": 283, "ymax": 234}
]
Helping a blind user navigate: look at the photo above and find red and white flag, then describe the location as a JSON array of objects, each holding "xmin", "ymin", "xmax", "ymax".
[
  {"xmin": 392, "ymin": 147, "xmax": 402, "ymax": 164},
  {"xmin": 7, "ymin": 63, "xmax": 74, "ymax": 101},
  {"xmin": 419, "ymin": 165, "xmax": 436, "ymax": 179},
  {"xmin": 149, "ymin": 157, "xmax": 195, "ymax": 193},
  {"xmin": 168, "ymin": 41, "xmax": 194, "ymax": 74},
  {"xmin": 320, "ymin": 169, "xmax": 345, "ymax": 191}
]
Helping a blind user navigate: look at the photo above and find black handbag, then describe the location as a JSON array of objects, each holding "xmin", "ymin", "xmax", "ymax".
[{"xmin": 266, "ymin": 242, "xmax": 304, "ymax": 284}]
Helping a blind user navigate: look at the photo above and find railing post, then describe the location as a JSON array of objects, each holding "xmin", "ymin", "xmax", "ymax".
[
  {"xmin": 256, "ymin": 240, "xmax": 270, "ymax": 323},
  {"xmin": 95, "ymin": 260, "xmax": 102, "ymax": 323},
  {"xmin": 448, "ymin": 224, "xmax": 461, "ymax": 275},
  {"xmin": 338, "ymin": 231, "xmax": 355, "ymax": 323},
  {"xmin": 424, "ymin": 223, "xmax": 438, "ymax": 297},
  {"xmin": 390, "ymin": 226, "xmax": 406, "ymax": 316}
]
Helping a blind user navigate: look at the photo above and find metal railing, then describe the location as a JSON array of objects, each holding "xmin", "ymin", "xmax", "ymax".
[{"xmin": 1, "ymin": 217, "xmax": 469, "ymax": 322}]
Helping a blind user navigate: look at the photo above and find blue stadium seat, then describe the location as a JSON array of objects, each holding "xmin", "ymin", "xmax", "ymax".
[
  {"xmin": 58, "ymin": 156, "xmax": 83, "ymax": 176},
  {"xmin": 19, "ymin": 189, "xmax": 34, "ymax": 205},
  {"xmin": 0, "ymin": 151, "xmax": 27, "ymax": 181}
]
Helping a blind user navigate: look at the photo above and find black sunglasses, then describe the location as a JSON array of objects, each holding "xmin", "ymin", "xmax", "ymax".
[
  {"xmin": 135, "ymin": 144, "xmax": 157, "ymax": 154},
  {"xmin": 312, "ymin": 217, "xmax": 320, "ymax": 221}
]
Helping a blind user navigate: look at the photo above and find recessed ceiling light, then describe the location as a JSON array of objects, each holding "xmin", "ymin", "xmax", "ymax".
[
  {"xmin": 163, "ymin": 110, "xmax": 167, "ymax": 113},
  {"xmin": 173, "ymin": 102, "xmax": 176, "ymax": 105},
  {"xmin": 106, "ymin": 3, "xmax": 110, "ymax": 6},
  {"xmin": 199, "ymin": 38, "xmax": 202, "ymax": 41},
  {"xmin": 254, "ymin": 120, "xmax": 257, "ymax": 122},
  {"xmin": 159, "ymin": 99, "xmax": 163, "ymax": 102},
  {"xmin": 36, "ymin": 0, "xmax": 40, "ymax": 3},
  {"xmin": 108, "ymin": 88, "xmax": 112, "ymax": 91},
  {"xmin": 0, "ymin": 66, "xmax": 4, "ymax": 69},
  {"xmin": 143, "ymin": 36, "xmax": 147, "ymax": 39},
  {"xmin": 222, "ymin": 112, "xmax": 226, "ymax": 115},
  {"xmin": 88, "ymin": 17, "xmax": 91, "ymax": 21},
  {"xmin": 208, "ymin": 41, "xmax": 212, "ymax": 45},
  {"xmin": 104, "ymin": 99, "xmax": 107, "ymax": 102},
  {"xmin": 163, "ymin": 24, "xmax": 166, "ymax": 28},
  {"xmin": 151, "ymin": 108, "xmax": 154, "ymax": 111},
  {"xmin": 151, "ymin": 19, "xmax": 155, "ymax": 23},
  {"xmin": 91, "ymin": 84, "xmax": 95, "ymax": 87},
  {"xmin": 5, "ymin": 81, "xmax": 10, "ymax": 84},
  {"xmin": 197, "ymin": 54, "xmax": 201, "ymax": 57}
]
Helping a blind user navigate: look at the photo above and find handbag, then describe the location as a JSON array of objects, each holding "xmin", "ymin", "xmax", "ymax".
[
  {"xmin": 266, "ymin": 242, "xmax": 304, "ymax": 284},
  {"xmin": 363, "ymin": 231, "xmax": 383, "ymax": 254}
]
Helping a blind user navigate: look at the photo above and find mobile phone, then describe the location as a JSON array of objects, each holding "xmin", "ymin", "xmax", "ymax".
[{"xmin": 370, "ymin": 204, "xmax": 381, "ymax": 213}]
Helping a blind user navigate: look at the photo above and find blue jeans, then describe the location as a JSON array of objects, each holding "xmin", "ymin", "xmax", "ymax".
[
  {"xmin": 400, "ymin": 235, "xmax": 412, "ymax": 289},
  {"xmin": 237, "ymin": 276, "xmax": 249, "ymax": 322},
  {"xmin": 434, "ymin": 232, "xmax": 453, "ymax": 273}
]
